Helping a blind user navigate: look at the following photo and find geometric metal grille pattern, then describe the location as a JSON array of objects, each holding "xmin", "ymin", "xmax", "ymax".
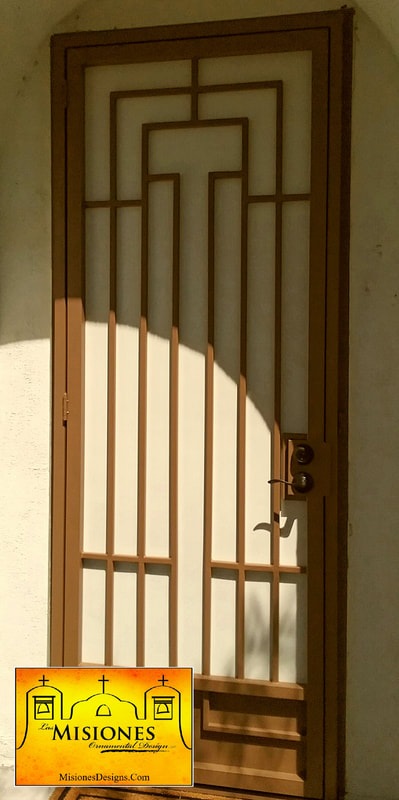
[{"xmin": 81, "ymin": 56, "xmax": 312, "ymax": 681}]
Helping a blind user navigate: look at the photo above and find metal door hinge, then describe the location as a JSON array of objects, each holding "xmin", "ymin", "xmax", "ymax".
[{"xmin": 62, "ymin": 392, "xmax": 69, "ymax": 423}]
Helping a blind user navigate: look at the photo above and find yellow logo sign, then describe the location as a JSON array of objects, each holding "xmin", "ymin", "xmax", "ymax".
[{"xmin": 15, "ymin": 668, "xmax": 193, "ymax": 787}]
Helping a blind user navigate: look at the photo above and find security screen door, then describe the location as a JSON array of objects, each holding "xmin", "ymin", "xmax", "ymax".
[{"xmin": 51, "ymin": 11, "xmax": 351, "ymax": 800}]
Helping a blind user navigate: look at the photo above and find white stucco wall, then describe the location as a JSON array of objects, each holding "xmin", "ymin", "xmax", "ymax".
[{"xmin": 1, "ymin": 1, "xmax": 399, "ymax": 799}]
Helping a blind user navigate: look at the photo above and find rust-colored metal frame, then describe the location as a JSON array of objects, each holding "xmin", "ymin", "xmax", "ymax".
[{"xmin": 51, "ymin": 9, "xmax": 352, "ymax": 800}]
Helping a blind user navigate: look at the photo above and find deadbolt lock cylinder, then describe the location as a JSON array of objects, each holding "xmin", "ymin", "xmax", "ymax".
[{"xmin": 294, "ymin": 443, "xmax": 314, "ymax": 465}]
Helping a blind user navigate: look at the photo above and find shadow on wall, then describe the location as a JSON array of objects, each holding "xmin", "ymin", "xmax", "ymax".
[{"xmin": 0, "ymin": 38, "xmax": 52, "ymax": 347}]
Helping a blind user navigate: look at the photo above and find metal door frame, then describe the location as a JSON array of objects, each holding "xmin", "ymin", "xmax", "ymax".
[{"xmin": 50, "ymin": 10, "xmax": 352, "ymax": 800}]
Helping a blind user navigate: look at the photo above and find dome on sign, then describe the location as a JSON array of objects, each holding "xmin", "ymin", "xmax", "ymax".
[{"xmin": 96, "ymin": 704, "xmax": 111, "ymax": 716}]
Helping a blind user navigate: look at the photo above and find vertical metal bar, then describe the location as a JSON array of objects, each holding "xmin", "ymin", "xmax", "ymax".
[
  {"xmin": 326, "ymin": 16, "xmax": 353, "ymax": 800},
  {"xmin": 104, "ymin": 95, "xmax": 117, "ymax": 666},
  {"xmin": 63, "ymin": 53, "xmax": 85, "ymax": 666},
  {"xmin": 202, "ymin": 173, "xmax": 215, "ymax": 676},
  {"xmin": 271, "ymin": 83, "xmax": 283, "ymax": 683},
  {"xmin": 191, "ymin": 59, "xmax": 199, "ymax": 121},
  {"xmin": 137, "ymin": 128, "xmax": 149, "ymax": 666},
  {"xmin": 236, "ymin": 121, "xmax": 249, "ymax": 679},
  {"xmin": 169, "ymin": 175, "xmax": 180, "ymax": 666},
  {"xmin": 50, "ymin": 38, "xmax": 67, "ymax": 666},
  {"xmin": 305, "ymin": 34, "xmax": 329, "ymax": 798}
]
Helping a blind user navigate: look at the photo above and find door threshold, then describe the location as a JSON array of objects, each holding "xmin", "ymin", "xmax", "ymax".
[{"xmin": 50, "ymin": 785, "xmax": 309, "ymax": 800}]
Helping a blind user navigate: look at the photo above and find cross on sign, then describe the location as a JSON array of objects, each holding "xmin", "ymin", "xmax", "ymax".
[
  {"xmin": 98, "ymin": 675, "xmax": 109, "ymax": 692},
  {"xmin": 39, "ymin": 675, "xmax": 49, "ymax": 686},
  {"xmin": 158, "ymin": 674, "xmax": 169, "ymax": 686}
]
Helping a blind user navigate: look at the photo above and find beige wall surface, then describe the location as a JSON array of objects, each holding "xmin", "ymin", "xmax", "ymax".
[{"xmin": 1, "ymin": 1, "xmax": 399, "ymax": 799}]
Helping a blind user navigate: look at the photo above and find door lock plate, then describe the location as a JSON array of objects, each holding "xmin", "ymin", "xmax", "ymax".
[{"xmin": 282, "ymin": 434, "xmax": 330, "ymax": 500}]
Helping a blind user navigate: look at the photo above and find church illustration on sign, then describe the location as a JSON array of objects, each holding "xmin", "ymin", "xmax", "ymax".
[{"xmin": 16, "ymin": 672, "xmax": 191, "ymax": 751}]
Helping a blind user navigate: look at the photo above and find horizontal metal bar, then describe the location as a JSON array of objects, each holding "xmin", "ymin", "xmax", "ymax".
[
  {"xmin": 210, "ymin": 560, "xmax": 306, "ymax": 574},
  {"xmin": 84, "ymin": 199, "xmax": 142, "ymax": 208},
  {"xmin": 195, "ymin": 674, "xmax": 306, "ymax": 700},
  {"xmin": 81, "ymin": 552, "xmax": 173, "ymax": 565},
  {"xmin": 248, "ymin": 193, "xmax": 311, "ymax": 203},
  {"xmin": 111, "ymin": 86, "xmax": 191, "ymax": 99},
  {"xmin": 199, "ymin": 80, "xmax": 282, "ymax": 93},
  {"xmin": 147, "ymin": 172, "xmax": 181, "ymax": 182},
  {"xmin": 143, "ymin": 116, "xmax": 248, "ymax": 132}
]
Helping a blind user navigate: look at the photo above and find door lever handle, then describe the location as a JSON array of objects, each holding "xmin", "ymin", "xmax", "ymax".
[{"xmin": 268, "ymin": 472, "xmax": 314, "ymax": 494}]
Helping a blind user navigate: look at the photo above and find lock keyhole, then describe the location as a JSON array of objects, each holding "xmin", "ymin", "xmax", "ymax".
[{"xmin": 294, "ymin": 443, "xmax": 314, "ymax": 465}]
